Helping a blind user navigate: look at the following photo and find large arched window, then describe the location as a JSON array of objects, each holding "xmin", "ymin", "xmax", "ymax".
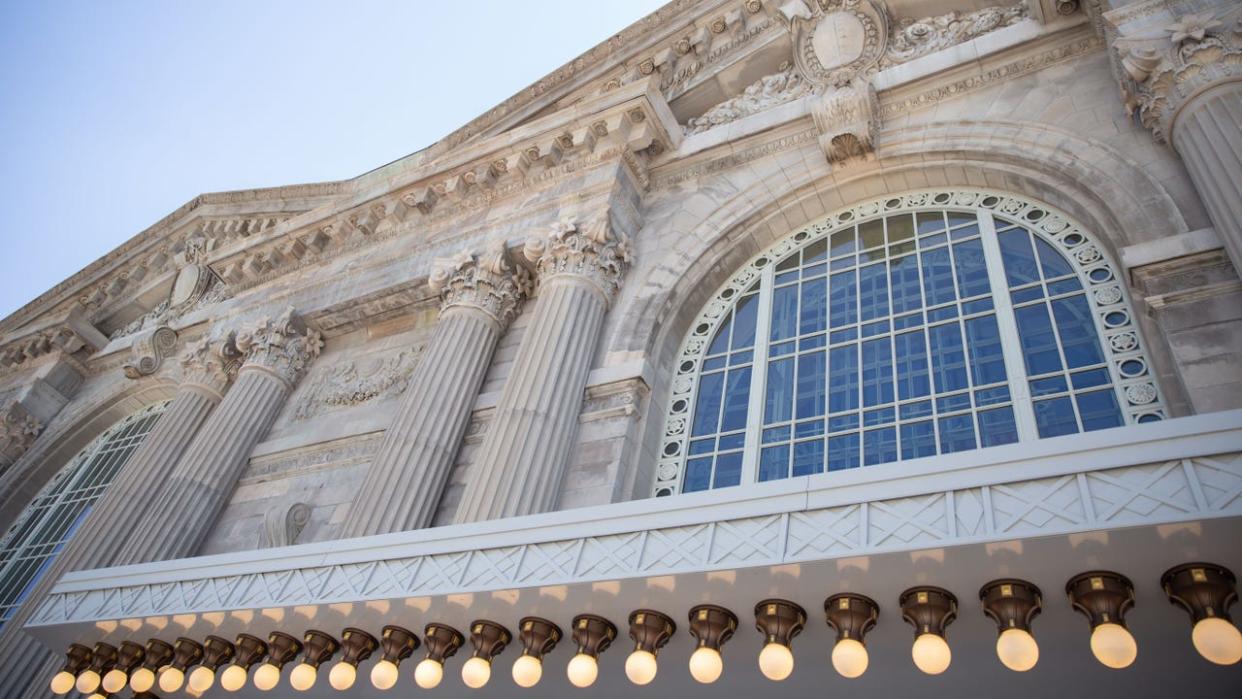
[
  {"xmin": 655, "ymin": 190, "xmax": 1164, "ymax": 496},
  {"xmin": 0, "ymin": 402, "xmax": 167, "ymax": 627}
]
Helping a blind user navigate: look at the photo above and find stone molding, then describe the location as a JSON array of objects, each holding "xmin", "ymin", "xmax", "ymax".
[
  {"xmin": 233, "ymin": 308, "xmax": 323, "ymax": 388},
  {"xmin": 0, "ymin": 402, "xmax": 43, "ymax": 470},
  {"xmin": 523, "ymin": 218, "xmax": 632, "ymax": 303},
  {"xmin": 428, "ymin": 242, "xmax": 532, "ymax": 330},
  {"xmin": 121, "ymin": 326, "xmax": 178, "ymax": 380}
]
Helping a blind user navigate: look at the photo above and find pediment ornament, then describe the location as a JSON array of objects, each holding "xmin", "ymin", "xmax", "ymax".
[{"xmin": 790, "ymin": 0, "xmax": 888, "ymax": 89}]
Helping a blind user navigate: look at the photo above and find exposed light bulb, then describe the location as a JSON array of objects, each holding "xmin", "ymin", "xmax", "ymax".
[
  {"xmin": 1089, "ymin": 623, "xmax": 1137, "ymax": 669},
  {"xmin": 253, "ymin": 663, "xmax": 281, "ymax": 691},
  {"xmin": 129, "ymin": 667, "xmax": 157, "ymax": 693},
  {"xmin": 159, "ymin": 666, "xmax": 186, "ymax": 693},
  {"xmin": 101, "ymin": 668, "xmax": 128, "ymax": 694},
  {"xmin": 86, "ymin": 694, "xmax": 106, "ymax": 699},
  {"xmin": 370, "ymin": 659, "xmax": 399, "ymax": 690},
  {"xmin": 688, "ymin": 647, "xmax": 723, "ymax": 684},
  {"xmin": 49, "ymin": 670, "xmax": 76, "ymax": 695},
  {"xmin": 566, "ymin": 653, "xmax": 599, "ymax": 688},
  {"xmin": 512, "ymin": 654, "xmax": 543, "ymax": 688},
  {"xmin": 415, "ymin": 658, "xmax": 444, "ymax": 689},
  {"xmin": 911, "ymin": 633, "xmax": 951, "ymax": 675},
  {"xmin": 462, "ymin": 657, "xmax": 492, "ymax": 688},
  {"xmin": 188, "ymin": 665, "xmax": 216, "ymax": 692},
  {"xmin": 219, "ymin": 664, "xmax": 248, "ymax": 692},
  {"xmin": 75, "ymin": 669, "xmax": 101, "ymax": 694},
  {"xmin": 831, "ymin": 638, "xmax": 868, "ymax": 678},
  {"xmin": 625, "ymin": 649, "xmax": 658, "ymax": 685},
  {"xmin": 1192, "ymin": 617, "xmax": 1242, "ymax": 666},
  {"xmin": 328, "ymin": 661, "xmax": 357, "ymax": 690},
  {"xmin": 289, "ymin": 662, "xmax": 317, "ymax": 691},
  {"xmin": 758, "ymin": 642, "xmax": 794, "ymax": 681},
  {"xmin": 996, "ymin": 628, "xmax": 1039, "ymax": 672}
]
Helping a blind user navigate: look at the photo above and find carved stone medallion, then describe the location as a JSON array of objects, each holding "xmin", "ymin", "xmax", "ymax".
[
  {"xmin": 170, "ymin": 264, "xmax": 212, "ymax": 308},
  {"xmin": 793, "ymin": 0, "xmax": 888, "ymax": 88}
]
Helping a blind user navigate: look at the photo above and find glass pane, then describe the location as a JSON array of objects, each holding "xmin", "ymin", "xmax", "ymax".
[
  {"xmin": 999, "ymin": 228, "xmax": 1040, "ymax": 287},
  {"xmin": 890, "ymin": 256, "xmax": 922, "ymax": 313},
  {"xmin": 792, "ymin": 440, "xmax": 824, "ymax": 476},
  {"xmin": 770, "ymin": 285, "xmax": 798, "ymax": 342},
  {"xmin": 858, "ymin": 263, "xmax": 889, "ymax": 321},
  {"xmin": 830, "ymin": 271, "xmax": 857, "ymax": 328},
  {"xmin": 691, "ymin": 373, "xmax": 724, "ymax": 436},
  {"xmin": 978, "ymin": 407, "xmax": 1019, "ymax": 447},
  {"xmin": 731, "ymin": 295, "xmax": 758, "ymax": 349},
  {"xmin": 1035, "ymin": 238, "xmax": 1074, "ymax": 279},
  {"xmin": 900, "ymin": 421, "xmax": 936, "ymax": 459},
  {"xmin": 928, "ymin": 324, "xmax": 969, "ymax": 393},
  {"xmin": 895, "ymin": 331, "xmax": 931, "ymax": 400},
  {"xmin": 1014, "ymin": 304, "xmax": 1063, "ymax": 375},
  {"xmin": 964, "ymin": 315, "xmax": 1007, "ymax": 386},
  {"xmin": 863, "ymin": 428, "xmax": 897, "ymax": 465},
  {"xmin": 1077, "ymin": 390, "xmax": 1124, "ymax": 432},
  {"xmin": 719, "ymin": 367, "xmax": 752, "ymax": 432},
  {"xmin": 921, "ymin": 247, "xmax": 957, "ymax": 306},
  {"xmin": 829, "ymin": 345, "xmax": 859, "ymax": 414},
  {"xmin": 861, "ymin": 338, "xmax": 894, "ymax": 407},
  {"xmin": 952, "ymin": 239, "xmax": 990, "ymax": 298},
  {"xmin": 1034, "ymin": 397, "xmax": 1078, "ymax": 438},
  {"xmin": 1051, "ymin": 295, "xmax": 1104, "ymax": 368},
  {"xmin": 713, "ymin": 452, "xmax": 743, "ymax": 488},
  {"xmin": 917, "ymin": 211, "xmax": 945, "ymax": 234},
  {"xmin": 683, "ymin": 458, "xmax": 713, "ymax": 492},
  {"xmin": 888, "ymin": 214, "xmax": 915, "ymax": 241},
  {"xmin": 859, "ymin": 219, "xmax": 885, "ymax": 250},
  {"xmin": 827, "ymin": 433, "xmax": 859, "ymax": 471},
  {"xmin": 796, "ymin": 352, "xmax": 826, "ymax": 419},
  {"xmin": 764, "ymin": 358, "xmax": 794, "ymax": 425},
  {"xmin": 939, "ymin": 414, "xmax": 977, "ymax": 453},
  {"xmin": 707, "ymin": 313, "xmax": 732, "ymax": 355},
  {"xmin": 759, "ymin": 446, "xmax": 790, "ymax": 482},
  {"xmin": 799, "ymin": 277, "xmax": 827, "ymax": 335}
]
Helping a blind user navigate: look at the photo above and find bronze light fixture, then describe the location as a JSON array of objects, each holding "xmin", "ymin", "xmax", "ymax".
[
  {"xmin": 219, "ymin": 634, "xmax": 267, "ymax": 692},
  {"xmin": 754, "ymin": 599, "xmax": 805, "ymax": 681},
  {"xmin": 511, "ymin": 616, "xmax": 562, "ymax": 688},
  {"xmin": 624, "ymin": 610, "xmax": 676, "ymax": 685},
  {"xmin": 1066, "ymin": 570, "xmax": 1137, "ymax": 669},
  {"xmin": 253, "ymin": 631, "xmax": 301, "ymax": 691},
  {"xmin": 127, "ymin": 639, "xmax": 174, "ymax": 693},
  {"xmin": 99, "ymin": 641, "xmax": 144, "ymax": 694},
  {"xmin": 824, "ymin": 593, "xmax": 879, "ymax": 678},
  {"xmin": 567, "ymin": 614, "xmax": 617, "ymax": 688},
  {"xmin": 288, "ymin": 630, "xmax": 339, "ymax": 691},
  {"xmin": 980, "ymin": 579, "xmax": 1042, "ymax": 672},
  {"xmin": 157, "ymin": 637, "xmax": 203, "ymax": 693},
  {"xmin": 415, "ymin": 623, "xmax": 464, "ymax": 689},
  {"xmin": 48, "ymin": 643, "xmax": 92, "ymax": 695},
  {"xmin": 687, "ymin": 604, "xmax": 737, "ymax": 684},
  {"xmin": 371, "ymin": 624, "xmax": 419, "ymax": 690},
  {"xmin": 461, "ymin": 620, "xmax": 512, "ymax": 688},
  {"xmin": 328, "ymin": 627, "xmax": 378, "ymax": 690},
  {"xmin": 184, "ymin": 636, "xmax": 234, "ymax": 692},
  {"xmin": 1162, "ymin": 562, "xmax": 1242, "ymax": 665},
  {"xmin": 900, "ymin": 586, "xmax": 957, "ymax": 675},
  {"xmin": 72, "ymin": 642, "xmax": 117, "ymax": 694}
]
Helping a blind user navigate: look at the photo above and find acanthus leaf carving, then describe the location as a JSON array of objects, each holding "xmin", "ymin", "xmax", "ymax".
[
  {"xmin": 0, "ymin": 401, "xmax": 43, "ymax": 470},
  {"xmin": 428, "ymin": 241, "xmax": 531, "ymax": 329},
  {"xmin": 178, "ymin": 333, "xmax": 243, "ymax": 396},
  {"xmin": 523, "ymin": 216, "xmax": 632, "ymax": 302},
  {"xmin": 233, "ymin": 308, "xmax": 323, "ymax": 387},
  {"xmin": 685, "ymin": 64, "xmax": 811, "ymax": 134}
]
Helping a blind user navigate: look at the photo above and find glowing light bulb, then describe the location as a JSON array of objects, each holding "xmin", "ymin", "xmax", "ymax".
[
  {"xmin": 996, "ymin": 628, "xmax": 1039, "ymax": 672},
  {"xmin": 129, "ymin": 667, "xmax": 157, "ymax": 693},
  {"xmin": 289, "ymin": 662, "xmax": 317, "ymax": 691},
  {"xmin": 49, "ymin": 670, "xmax": 76, "ymax": 695},
  {"xmin": 370, "ymin": 659, "xmax": 399, "ymax": 690},
  {"xmin": 1192, "ymin": 617, "xmax": 1242, "ymax": 666},
  {"xmin": 101, "ymin": 668, "xmax": 128, "ymax": 694},
  {"xmin": 461, "ymin": 657, "xmax": 492, "ymax": 688},
  {"xmin": 76, "ymin": 669, "xmax": 101, "ymax": 694},
  {"xmin": 253, "ymin": 663, "xmax": 281, "ymax": 691},
  {"xmin": 512, "ymin": 654, "xmax": 543, "ymax": 688},
  {"xmin": 87, "ymin": 694, "xmax": 106, "ymax": 699},
  {"xmin": 159, "ymin": 666, "xmax": 186, "ymax": 693},
  {"xmin": 219, "ymin": 664, "xmax": 248, "ymax": 692},
  {"xmin": 188, "ymin": 665, "xmax": 216, "ymax": 692},
  {"xmin": 329, "ymin": 661, "xmax": 357, "ymax": 690},
  {"xmin": 911, "ymin": 633, "xmax": 951, "ymax": 675},
  {"xmin": 688, "ymin": 647, "xmax": 723, "ymax": 684},
  {"xmin": 414, "ymin": 658, "xmax": 444, "ymax": 689},
  {"xmin": 1089, "ymin": 623, "xmax": 1137, "ymax": 669},
  {"xmin": 758, "ymin": 642, "xmax": 794, "ymax": 681},
  {"xmin": 566, "ymin": 653, "xmax": 598, "ymax": 688},
  {"xmin": 625, "ymin": 649, "xmax": 658, "ymax": 685},
  {"xmin": 831, "ymin": 638, "xmax": 868, "ymax": 678}
]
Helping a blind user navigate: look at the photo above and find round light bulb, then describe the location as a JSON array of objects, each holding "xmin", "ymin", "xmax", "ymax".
[
  {"xmin": 328, "ymin": 661, "xmax": 357, "ymax": 690},
  {"xmin": 414, "ymin": 658, "xmax": 444, "ymax": 689},
  {"xmin": 911, "ymin": 633, "xmax": 951, "ymax": 675},
  {"xmin": 831, "ymin": 638, "xmax": 869, "ymax": 678},
  {"xmin": 625, "ymin": 649, "xmax": 658, "ymax": 685},
  {"xmin": 159, "ymin": 666, "xmax": 186, "ymax": 693},
  {"xmin": 289, "ymin": 662, "xmax": 317, "ymax": 691},
  {"xmin": 76, "ymin": 669, "xmax": 101, "ymax": 694},
  {"xmin": 1192, "ymin": 617, "xmax": 1242, "ymax": 666},
  {"xmin": 462, "ymin": 657, "xmax": 492, "ymax": 688},
  {"xmin": 688, "ymin": 646, "xmax": 723, "ymax": 684},
  {"xmin": 253, "ymin": 663, "xmax": 281, "ymax": 691},
  {"xmin": 49, "ymin": 670, "xmax": 76, "ymax": 695},
  {"xmin": 1089, "ymin": 622, "xmax": 1137, "ymax": 669},
  {"xmin": 87, "ymin": 694, "xmax": 106, "ymax": 699},
  {"xmin": 219, "ymin": 664, "xmax": 248, "ymax": 691},
  {"xmin": 566, "ymin": 653, "xmax": 598, "ymax": 688},
  {"xmin": 996, "ymin": 628, "xmax": 1039, "ymax": 672},
  {"xmin": 188, "ymin": 665, "xmax": 216, "ymax": 692},
  {"xmin": 129, "ymin": 666, "xmax": 157, "ymax": 692},
  {"xmin": 512, "ymin": 654, "xmax": 543, "ymax": 688},
  {"xmin": 101, "ymin": 668, "xmax": 128, "ymax": 694},
  {"xmin": 758, "ymin": 642, "xmax": 794, "ymax": 681},
  {"xmin": 370, "ymin": 659, "xmax": 399, "ymax": 690}
]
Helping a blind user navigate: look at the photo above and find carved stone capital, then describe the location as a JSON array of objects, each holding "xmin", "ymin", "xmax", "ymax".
[
  {"xmin": 523, "ymin": 217, "xmax": 632, "ymax": 302},
  {"xmin": 178, "ymin": 334, "xmax": 242, "ymax": 397},
  {"xmin": 123, "ymin": 326, "xmax": 179, "ymax": 379},
  {"xmin": 233, "ymin": 308, "xmax": 323, "ymax": 387},
  {"xmin": 428, "ymin": 242, "xmax": 531, "ymax": 329},
  {"xmin": 811, "ymin": 80, "xmax": 880, "ymax": 163},
  {"xmin": 0, "ymin": 401, "xmax": 43, "ymax": 469}
]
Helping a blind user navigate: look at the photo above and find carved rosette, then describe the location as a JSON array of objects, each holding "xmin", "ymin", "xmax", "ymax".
[
  {"xmin": 523, "ymin": 218, "xmax": 632, "ymax": 303},
  {"xmin": 428, "ymin": 242, "xmax": 531, "ymax": 329},
  {"xmin": 178, "ymin": 335, "xmax": 242, "ymax": 396},
  {"xmin": 0, "ymin": 402, "xmax": 43, "ymax": 469},
  {"xmin": 233, "ymin": 308, "xmax": 323, "ymax": 387}
]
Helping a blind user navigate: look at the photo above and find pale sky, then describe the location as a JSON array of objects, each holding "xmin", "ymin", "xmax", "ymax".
[{"xmin": 0, "ymin": 0, "xmax": 668, "ymax": 320}]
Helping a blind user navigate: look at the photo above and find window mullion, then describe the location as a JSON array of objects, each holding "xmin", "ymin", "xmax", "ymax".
[
  {"xmin": 978, "ymin": 210, "xmax": 1039, "ymax": 441},
  {"xmin": 740, "ymin": 264, "xmax": 776, "ymax": 484}
]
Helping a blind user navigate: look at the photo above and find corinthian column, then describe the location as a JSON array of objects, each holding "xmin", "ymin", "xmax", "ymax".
[
  {"xmin": 117, "ymin": 308, "xmax": 321, "ymax": 564},
  {"xmin": 454, "ymin": 218, "xmax": 630, "ymax": 523},
  {"xmin": 340, "ymin": 243, "xmax": 529, "ymax": 537}
]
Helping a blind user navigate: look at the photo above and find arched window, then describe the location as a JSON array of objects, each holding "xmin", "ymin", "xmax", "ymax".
[
  {"xmin": 655, "ymin": 190, "xmax": 1164, "ymax": 496},
  {"xmin": 0, "ymin": 401, "xmax": 167, "ymax": 627}
]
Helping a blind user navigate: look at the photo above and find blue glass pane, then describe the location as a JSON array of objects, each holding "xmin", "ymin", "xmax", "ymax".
[
  {"xmin": 1030, "ymin": 375, "xmax": 1068, "ymax": 396},
  {"xmin": 1071, "ymin": 368, "xmax": 1110, "ymax": 389},
  {"xmin": 1014, "ymin": 304, "xmax": 1063, "ymax": 375},
  {"xmin": 796, "ymin": 352, "xmax": 826, "ymax": 419},
  {"xmin": 917, "ymin": 211, "xmax": 945, "ymax": 234},
  {"xmin": 890, "ymin": 256, "xmax": 923, "ymax": 313},
  {"xmin": 978, "ymin": 407, "xmax": 1019, "ymax": 447},
  {"xmin": 770, "ymin": 285, "xmax": 798, "ymax": 342},
  {"xmin": 713, "ymin": 452, "xmax": 743, "ymax": 488},
  {"xmin": 974, "ymin": 386, "xmax": 1011, "ymax": 406},
  {"xmin": 1047, "ymin": 278, "xmax": 1083, "ymax": 296},
  {"xmin": 827, "ymin": 433, "xmax": 860, "ymax": 471},
  {"xmin": 859, "ymin": 263, "xmax": 889, "ymax": 321},
  {"xmin": 771, "ymin": 341, "xmax": 795, "ymax": 357},
  {"xmin": 999, "ymin": 228, "xmax": 1040, "ymax": 287},
  {"xmin": 730, "ymin": 350, "xmax": 752, "ymax": 365},
  {"xmin": 831, "ymin": 229, "xmax": 856, "ymax": 257},
  {"xmin": 962, "ymin": 297, "xmax": 994, "ymax": 315},
  {"xmin": 776, "ymin": 270, "xmax": 799, "ymax": 285},
  {"xmin": 764, "ymin": 358, "xmax": 794, "ymax": 424},
  {"xmin": 803, "ymin": 263, "xmax": 827, "ymax": 279},
  {"xmin": 929, "ymin": 324, "xmax": 969, "ymax": 393},
  {"xmin": 952, "ymin": 239, "xmax": 991, "ymax": 298},
  {"xmin": 799, "ymin": 277, "xmax": 827, "ymax": 335},
  {"xmin": 864, "ymin": 407, "xmax": 896, "ymax": 426},
  {"xmin": 830, "ymin": 328, "xmax": 857, "ymax": 344},
  {"xmin": 703, "ymin": 357, "xmax": 727, "ymax": 371},
  {"xmin": 938, "ymin": 414, "xmax": 976, "ymax": 453},
  {"xmin": 759, "ymin": 446, "xmax": 790, "ymax": 482},
  {"xmin": 936, "ymin": 393, "xmax": 971, "ymax": 414},
  {"xmin": 864, "ymin": 428, "xmax": 898, "ymax": 466},
  {"xmin": 861, "ymin": 338, "xmax": 894, "ymax": 407},
  {"xmin": 900, "ymin": 400, "xmax": 933, "ymax": 419},
  {"xmin": 1011, "ymin": 286, "xmax": 1044, "ymax": 304},
  {"xmin": 689, "ymin": 438, "xmax": 714, "ymax": 455},
  {"xmin": 792, "ymin": 440, "xmax": 824, "ymax": 476},
  {"xmin": 921, "ymin": 247, "xmax": 957, "ymax": 306},
  {"xmin": 799, "ymin": 334, "xmax": 826, "ymax": 351},
  {"xmin": 1052, "ymin": 295, "xmax": 1105, "ymax": 368},
  {"xmin": 1035, "ymin": 238, "xmax": 1074, "ymax": 279},
  {"xmin": 895, "ymin": 331, "xmax": 931, "ymax": 400},
  {"xmin": 762, "ymin": 426, "xmax": 789, "ymax": 443},
  {"xmin": 964, "ymin": 315, "xmax": 1007, "ymax": 385},
  {"xmin": 719, "ymin": 367, "xmax": 752, "ymax": 432},
  {"xmin": 829, "ymin": 414, "xmax": 859, "ymax": 432},
  {"xmin": 795, "ymin": 420, "xmax": 825, "ymax": 439},
  {"xmin": 927, "ymin": 306, "xmax": 958, "ymax": 323},
  {"xmin": 1077, "ymin": 390, "xmax": 1124, "ymax": 432},
  {"xmin": 707, "ymin": 314, "xmax": 732, "ymax": 355},
  {"xmin": 830, "ymin": 271, "xmax": 858, "ymax": 328},
  {"xmin": 900, "ymin": 421, "xmax": 936, "ymax": 459},
  {"xmin": 691, "ymin": 372, "xmax": 724, "ymax": 436},
  {"xmin": 684, "ymin": 458, "xmax": 713, "ymax": 492},
  {"xmin": 1034, "ymin": 397, "xmax": 1078, "ymax": 438},
  {"xmin": 731, "ymin": 295, "xmax": 758, "ymax": 349},
  {"xmin": 894, "ymin": 312, "xmax": 923, "ymax": 330},
  {"xmin": 718, "ymin": 433, "xmax": 745, "ymax": 450},
  {"xmin": 804, "ymin": 238, "xmax": 828, "ymax": 263},
  {"xmin": 862, "ymin": 320, "xmax": 889, "ymax": 337},
  {"xmin": 829, "ymin": 345, "xmax": 859, "ymax": 413}
]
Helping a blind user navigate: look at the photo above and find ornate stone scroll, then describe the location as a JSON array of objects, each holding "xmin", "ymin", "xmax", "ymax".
[
  {"xmin": 263, "ymin": 502, "xmax": 312, "ymax": 547},
  {"xmin": 121, "ymin": 325, "xmax": 179, "ymax": 379}
]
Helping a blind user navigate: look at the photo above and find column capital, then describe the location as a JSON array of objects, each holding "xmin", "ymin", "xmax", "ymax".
[
  {"xmin": 523, "ymin": 216, "xmax": 633, "ymax": 303},
  {"xmin": 234, "ymin": 308, "xmax": 323, "ymax": 387},
  {"xmin": 428, "ymin": 242, "xmax": 531, "ymax": 330},
  {"xmin": 178, "ymin": 334, "xmax": 242, "ymax": 398}
]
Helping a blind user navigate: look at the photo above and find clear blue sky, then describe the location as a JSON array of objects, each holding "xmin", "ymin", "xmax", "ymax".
[{"xmin": 0, "ymin": 0, "xmax": 667, "ymax": 320}]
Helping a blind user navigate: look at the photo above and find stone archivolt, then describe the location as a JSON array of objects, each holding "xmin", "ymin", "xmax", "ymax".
[
  {"xmin": 523, "ymin": 218, "xmax": 632, "ymax": 302},
  {"xmin": 429, "ymin": 242, "xmax": 532, "ymax": 328},
  {"xmin": 232, "ymin": 308, "xmax": 323, "ymax": 387}
]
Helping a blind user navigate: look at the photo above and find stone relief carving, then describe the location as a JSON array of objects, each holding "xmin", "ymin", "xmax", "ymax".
[
  {"xmin": 122, "ymin": 326, "xmax": 178, "ymax": 379},
  {"xmin": 0, "ymin": 401, "xmax": 43, "ymax": 470},
  {"xmin": 291, "ymin": 347, "xmax": 422, "ymax": 421},
  {"xmin": 811, "ymin": 80, "xmax": 879, "ymax": 163},
  {"xmin": 880, "ymin": 3, "xmax": 1028, "ymax": 67},
  {"xmin": 262, "ymin": 501, "xmax": 312, "ymax": 547},
  {"xmin": 233, "ymin": 308, "xmax": 323, "ymax": 386},
  {"xmin": 179, "ymin": 333, "xmax": 243, "ymax": 396},
  {"xmin": 685, "ymin": 64, "xmax": 811, "ymax": 134},
  {"xmin": 428, "ymin": 242, "xmax": 532, "ymax": 329},
  {"xmin": 523, "ymin": 217, "xmax": 632, "ymax": 302},
  {"xmin": 112, "ymin": 263, "xmax": 224, "ymax": 340}
]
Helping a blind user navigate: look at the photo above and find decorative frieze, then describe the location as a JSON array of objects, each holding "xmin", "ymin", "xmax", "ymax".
[
  {"xmin": 685, "ymin": 65, "xmax": 810, "ymax": 134},
  {"xmin": 291, "ymin": 348, "xmax": 421, "ymax": 421},
  {"xmin": 524, "ymin": 218, "xmax": 632, "ymax": 303},
  {"xmin": 428, "ymin": 242, "xmax": 532, "ymax": 329},
  {"xmin": 234, "ymin": 308, "xmax": 324, "ymax": 387},
  {"xmin": 0, "ymin": 401, "xmax": 43, "ymax": 470}
]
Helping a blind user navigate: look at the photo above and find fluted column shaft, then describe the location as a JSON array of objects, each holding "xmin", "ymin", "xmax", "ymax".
[{"xmin": 1172, "ymin": 82, "xmax": 1242, "ymax": 273}]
